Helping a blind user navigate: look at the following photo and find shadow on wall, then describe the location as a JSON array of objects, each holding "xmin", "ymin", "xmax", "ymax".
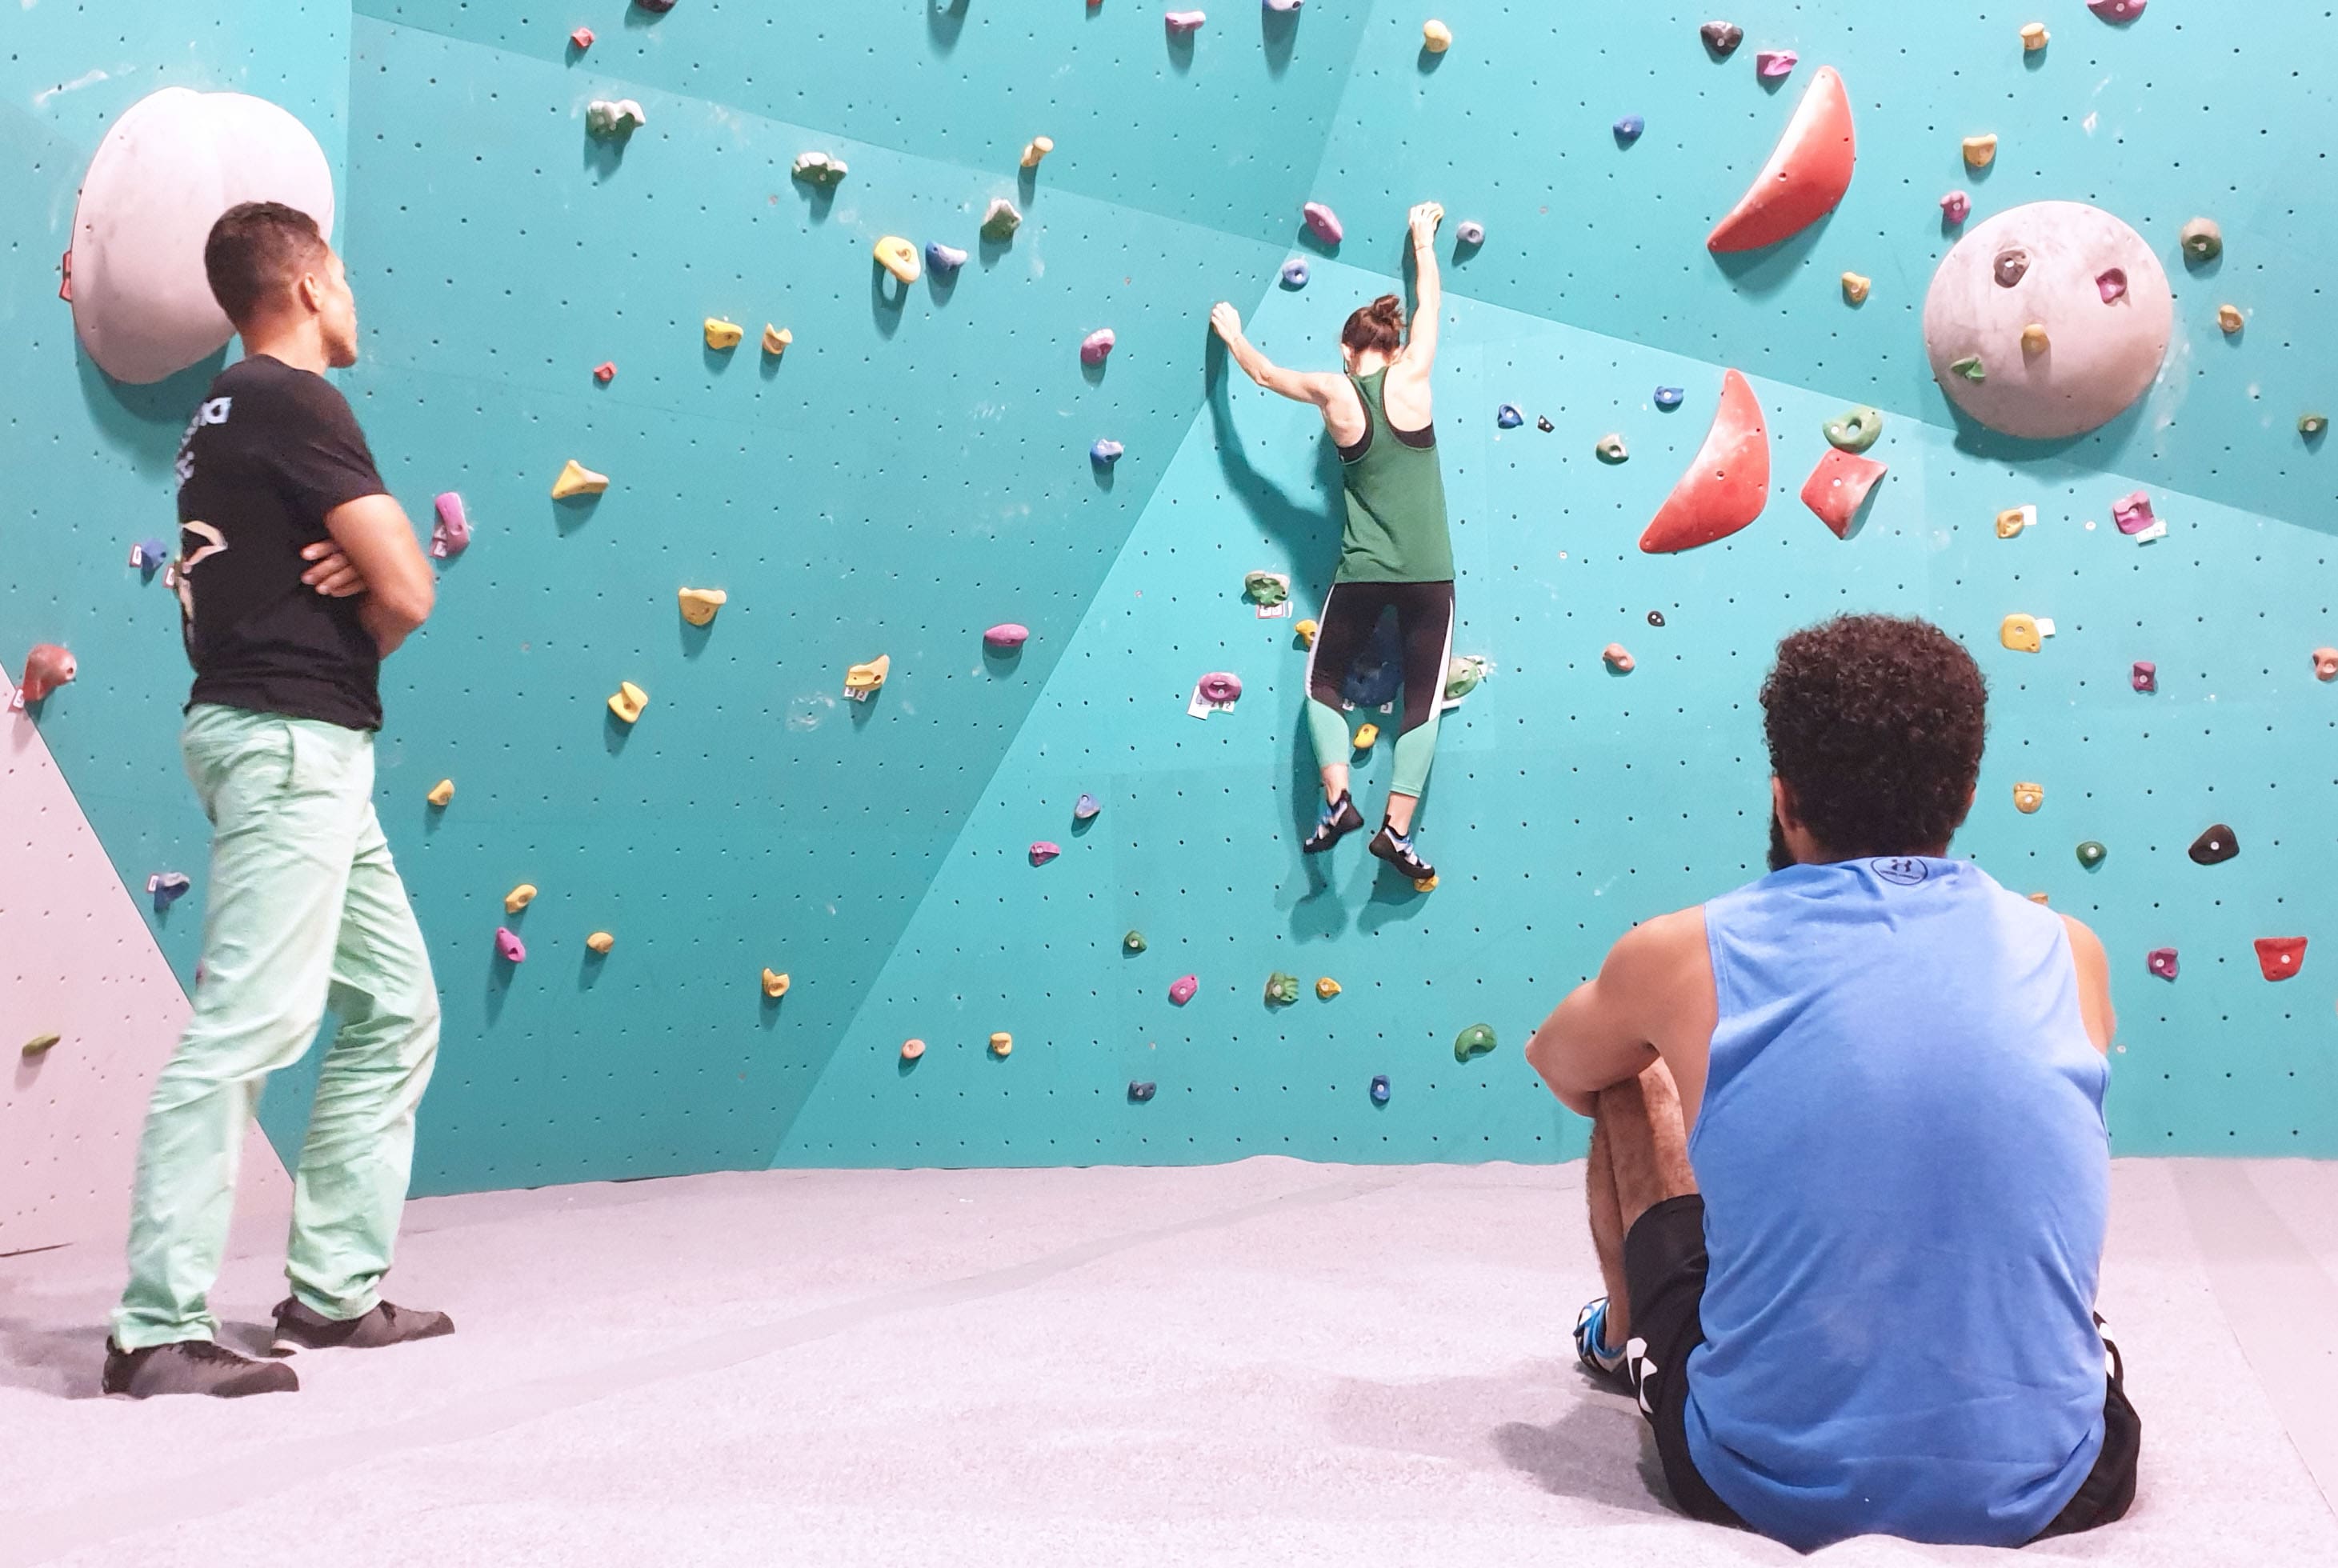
[{"xmin": 75, "ymin": 348, "xmax": 225, "ymax": 476}]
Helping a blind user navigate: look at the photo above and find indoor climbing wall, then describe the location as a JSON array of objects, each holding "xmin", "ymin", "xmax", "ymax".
[{"xmin": 2, "ymin": 2, "xmax": 2333, "ymax": 1194}]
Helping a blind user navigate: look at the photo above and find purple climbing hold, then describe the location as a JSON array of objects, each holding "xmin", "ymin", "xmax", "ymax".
[
  {"xmin": 1302, "ymin": 202, "xmax": 1343, "ymax": 245},
  {"xmin": 1080, "ymin": 329, "xmax": 1116, "ymax": 366},
  {"xmin": 1074, "ymin": 793, "xmax": 1101, "ymax": 820},
  {"xmin": 494, "ymin": 926, "xmax": 526, "ymax": 962},
  {"xmin": 1496, "ymin": 404, "xmax": 1523, "ymax": 429},
  {"xmin": 1030, "ymin": 841, "xmax": 1062, "ymax": 866},
  {"xmin": 1280, "ymin": 258, "xmax": 1310, "ymax": 288},
  {"xmin": 430, "ymin": 493, "xmax": 470, "ymax": 559},
  {"xmin": 1614, "ymin": 115, "xmax": 1645, "ymax": 143},
  {"xmin": 130, "ymin": 538, "xmax": 170, "ymax": 574},
  {"xmin": 2146, "ymin": 946, "xmax": 2178, "ymax": 980},
  {"xmin": 1455, "ymin": 220, "xmax": 1485, "ymax": 246},
  {"xmin": 1198, "ymin": 671, "xmax": 1243, "ymax": 705},
  {"xmin": 146, "ymin": 871, "xmax": 190, "ymax": 911},
  {"xmin": 1170, "ymin": 974, "xmax": 1199, "ymax": 1005},
  {"xmin": 2112, "ymin": 491, "xmax": 2158, "ymax": 536},
  {"xmin": 1941, "ymin": 191, "xmax": 1972, "ymax": 224},
  {"xmin": 2131, "ymin": 661, "xmax": 2156, "ymax": 692},
  {"xmin": 1654, "ymin": 386, "xmax": 1684, "ymax": 410},
  {"xmin": 1091, "ymin": 438, "xmax": 1124, "ymax": 465},
  {"xmin": 1756, "ymin": 49, "xmax": 1797, "ymax": 78},
  {"xmin": 1370, "ymin": 1074, "xmax": 1391, "ymax": 1104},
  {"xmin": 1700, "ymin": 20, "xmax": 1744, "ymax": 55},
  {"xmin": 2087, "ymin": 0, "xmax": 2144, "ymax": 21},
  {"xmin": 926, "ymin": 242, "xmax": 969, "ymax": 274}
]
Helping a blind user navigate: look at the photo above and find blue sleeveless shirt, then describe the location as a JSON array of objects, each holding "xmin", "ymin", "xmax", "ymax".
[{"xmin": 1683, "ymin": 857, "xmax": 2110, "ymax": 1550}]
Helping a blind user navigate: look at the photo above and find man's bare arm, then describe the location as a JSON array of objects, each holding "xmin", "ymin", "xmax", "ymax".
[{"xmin": 322, "ymin": 493, "xmax": 435, "ymax": 657}]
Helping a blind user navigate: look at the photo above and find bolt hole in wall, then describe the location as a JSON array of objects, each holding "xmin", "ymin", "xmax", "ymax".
[{"xmin": 6, "ymin": 2, "xmax": 2336, "ymax": 1195}]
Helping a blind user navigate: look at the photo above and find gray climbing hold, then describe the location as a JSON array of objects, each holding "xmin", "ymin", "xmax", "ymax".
[
  {"xmin": 1280, "ymin": 258, "xmax": 1310, "ymax": 288},
  {"xmin": 1129, "ymin": 1080, "xmax": 1158, "ymax": 1102},
  {"xmin": 1091, "ymin": 439, "xmax": 1124, "ymax": 465},
  {"xmin": 1700, "ymin": 20, "xmax": 1744, "ymax": 55},
  {"xmin": 146, "ymin": 871, "xmax": 190, "ymax": 911},
  {"xmin": 1595, "ymin": 434, "xmax": 1628, "ymax": 464},
  {"xmin": 1456, "ymin": 220, "xmax": 1485, "ymax": 246},
  {"xmin": 1075, "ymin": 793, "xmax": 1101, "ymax": 820}
]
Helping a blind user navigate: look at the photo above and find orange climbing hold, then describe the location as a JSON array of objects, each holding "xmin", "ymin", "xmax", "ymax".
[
  {"xmin": 1639, "ymin": 370, "xmax": 1771, "ymax": 553},
  {"xmin": 2254, "ymin": 937, "xmax": 2308, "ymax": 982},
  {"xmin": 1799, "ymin": 448, "xmax": 1887, "ymax": 539},
  {"xmin": 1706, "ymin": 66, "xmax": 1857, "ymax": 254},
  {"xmin": 14, "ymin": 643, "xmax": 76, "ymax": 706},
  {"xmin": 2314, "ymin": 647, "xmax": 2338, "ymax": 682}
]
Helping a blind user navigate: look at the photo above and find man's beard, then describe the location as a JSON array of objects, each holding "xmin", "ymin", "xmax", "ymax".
[{"xmin": 1768, "ymin": 810, "xmax": 1792, "ymax": 873}]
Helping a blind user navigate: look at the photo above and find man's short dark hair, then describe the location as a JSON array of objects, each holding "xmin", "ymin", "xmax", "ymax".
[
  {"xmin": 203, "ymin": 202, "xmax": 328, "ymax": 329},
  {"xmin": 1760, "ymin": 614, "xmax": 1988, "ymax": 858}
]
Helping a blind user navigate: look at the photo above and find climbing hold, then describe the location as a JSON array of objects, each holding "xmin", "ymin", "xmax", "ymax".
[
  {"xmin": 594, "ymin": 361, "xmax": 616, "ymax": 382},
  {"xmin": 989, "ymin": 1031, "xmax": 1014, "ymax": 1058},
  {"xmin": 1294, "ymin": 618, "xmax": 1319, "ymax": 647},
  {"xmin": 494, "ymin": 927, "xmax": 526, "ymax": 963},
  {"xmin": 1999, "ymin": 614, "xmax": 2043, "ymax": 654},
  {"xmin": 678, "ymin": 587, "xmax": 727, "ymax": 626},
  {"xmin": 1443, "ymin": 655, "xmax": 1488, "ymax": 702},
  {"xmin": 1302, "ymin": 202, "xmax": 1343, "ymax": 245},
  {"xmin": 1496, "ymin": 405, "xmax": 1524, "ymax": 430},
  {"xmin": 2217, "ymin": 304, "xmax": 2244, "ymax": 335},
  {"xmin": 844, "ymin": 654, "xmax": 891, "ymax": 699},
  {"xmin": 1654, "ymin": 386, "xmax": 1684, "ymax": 410},
  {"xmin": 1030, "ymin": 841, "xmax": 1062, "ymax": 866},
  {"xmin": 587, "ymin": 931, "xmax": 615, "ymax": 954},
  {"xmin": 1941, "ymin": 191, "xmax": 1972, "ymax": 223},
  {"xmin": 1962, "ymin": 134, "xmax": 1999, "ymax": 170},
  {"xmin": 22, "ymin": 1033, "xmax": 61, "ymax": 1058},
  {"xmin": 586, "ymin": 100, "xmax": 646, "ymax": 137},
  {"xmin": 2146, "ymin": 947, "xmax": 2178, "ymax": 980},
  {"xmin": 1074, "ymin": 794, "xmax": 1101, "ymax": 821},
  {"xmin": 147, "ymin": 872, "xmax": 191, "ymax": 911},
  {"xmin": 2021, "ymin": 322, "xmax": 2050, "ymax": 355},
  {"xmin": 900, "ymin": 1038, "xmax": 926, "ymax": 1061},
  {"xmin": 1414, "ymin": 876, "xmax": 1438, "ymax": 893},
  {"xmin": 570, "ymin": 26, "xmax": 594, "ymax": 49},
  {"xmin": 1595, "ymin": 434, "xmax": 1629, "ymax": 464},
  {"xmin": 1091, "ymin": 439, "xmax": 1124, "ymax": 465},
  {"xmin": 1129, "ymin": 1080, "xmax": 1158, "ymax": 1102},
  {"xmin": 1170, "ymin": 974, "xmax": 1199, "ymax": 1005},
  {"xmin": 2076, "ymin": 841, "xmax": 2107, "ymax": 869},
  {"xmin": 1166, "ymin": 10, "xmax": 1207, "ymax": 34},
  {"xmin": 791, "ymin": 151, "xmax": 847, "ymax": 186},
  {"xmin": 984, "ymin": 623, "xmax": 1030, "ymax": 650},
  {"xmin": 1613, "ymin": 117, "xmax": 1644, "ymax": 145},
  {"xmin": 130, "ymin": 538, "xmax": 170, "ymax": 573},
  {"xmin": 1603, "ymin": 644, "xmax": 1635, "ymax": 674},
  {"xmin": 2188, "ymin": 825, "xmax": 2238, "ymax": 865},
  {"xmin": 1755, "ymin": 50, "xmax": 1797, "ymax": 78},
  {"xmin": 1197, "ymin": 671, "xmax": 1243, "ymax": 705},
  {"xmin": 1648, "ymin": 610, "xmax": 1667, "ymax": 627},
  {"xmin": 504, "ymin": 883, "xmax": 538, "ymax": 914},
  {"xmin": 551, "ymin": 459, "xmax": 608, "ymax": 499},
  {"xmin": 426, "ymin": 778, "xmax": 454, "ymax": 807},
  {"xmin": 1996, "ymin": 504, "xmax": 2036, "ymax": 538},
  {"xmin": 1454, "ymin": 1023, "xmax": 1497, "ymax": 1062},
  {"xmin": 925, "ymin": 244, "xmax": 967, "ymax": 276},
  {"xmin": 1080, "ymin": 329, "xmax": 1116, "ymax": 366},
  {"xmin": 2314, "ymin": 648, "xmax": 2338, "ymax": 682},
  {"xmin": 2112, "ymin": 492, "xmax": 2158, "ymax": 536},
  {"xmin": 1264, "ymin": 971, "xmax": 1301, "ymax": 1006},
  {"xmin": 1280, "ymin": 258, "xmax": 1310, "ymax": 288},
  {"xmin": 1639, "ymin": 369, "xmax": 1770, "ymax": 554},
  {"xmin": 1823, "ymin": 406, "xmax": 1884, "ymax": 453},
  {"xmin": 1706, "ymin": 66, "xmax": 1856, "ymax": 254},
  {"xmin": 1949, "ymin": 355, "xmax": 1987, "ymax": 384},
  {"xmin": 1244, "ymin": 571, "xmax": 1291, "ymax": 607},
  {"xmin": 607, "ymin": 681, "xmax": 648, "ymax": 723},
  {"xmin": 2132, "ymin": 661, "xmax": 2156, "ymax": 693},
  {"xmin": 1422, "ymin": 19, "xmax": 1451, "ymax": 53},
  {"xmin": 2302, "ymin": 414, "xmax": 2328, "ymax": 437},
  {"xmin": 2088, "ymin": 0, "xmax": 2145, "ymax": 18},
  {"xmin": 1352, "ymin": 723, "xmax": 1379, "ymax": 749},
  {"xmin": 762, "ymin": 968, "xmax": 791, "ymax": 998},
  {"xmin": 872, "ymin": 238, "xmax": 920, "ymax": 286},
  {"xmin": 1841, "ymin": 272, "xmax": 1872, "ymax": 306},
  {"xmin": 1536, "ymin": 415, "xmax": 1555, "ymax": 433},
  {"xmin": 1263, "ymin": 0, "xmax": 1301, "ymax": 10},
  {"xmin": 14, "ymin": 644, "xmax": 77, "ymax": 706},
  {"xmin": 1021, "ymin": 135, "xmax": 1055, "ymax": 169},
  {"xmin": 1700, "ymin": 19, "xmax": 1743, "ymax": 54},
  {"xmin": 1124, "ymin": 930, "xmax": 1147, "ymax": 953},
  {"xmin": 1455, "ymin": 220, "xmax": 1486, "ymax": 246},
  {"xmin": 1800, "ymin": 449, "xmax": 1888, "ymax": 539},
  {"xmin": 982, "ymin": 198, "xmax": 1023, "ymax": 239},
  {"xmin": 1316, "ymin": 977, "xmax": 1342, "ymax": 1000},
  {"xmin": 2180, "ymin": 218, "xmax": 2222, "ymax": 265},
  {"xmin": 2255, "ymin": 937, "xmax": 2308, "ymax": 982},
  {"xmin": 2012, "ymin": 782, "xmax": 2044, "ymax": 814},
  {"xmin": 2021, "ymin": 22, "xmax": 2048, "ymax": 50},
  {"xmin": 429, "ymin": 493, "xmax": 470, "ymax": 559}
]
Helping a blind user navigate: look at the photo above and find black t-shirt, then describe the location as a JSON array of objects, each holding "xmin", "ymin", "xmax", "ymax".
[{"xmin": 174, "ymin": 354, "xmax": 390, "ymax": 730}]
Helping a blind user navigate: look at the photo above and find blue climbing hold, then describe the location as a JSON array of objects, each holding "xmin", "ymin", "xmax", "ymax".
[
  {"xmin": 1614, "ymin": 114, "xmax": 1645, "ymax": 143},
  {"xmin": 1655, "ymin": 386, "xmax": 1685, "ymax": 410},
  {"xmin": 1496, "ymin": 404, "xmax": 1524, "ymax": 429},
  {"xmin": 926, "ymin": 242, "xmax": 968, "ymax": 274},
  {"xmin": 1129, "ymin": 1080, "xmax": 1158, "ymax": 1102},
  {"xmin": 130, "ymin": 538, "xmax": 170, "ymax": 574},
  {"xmin": 1280, "ymin": 258, "xmax": 1310, "ymax": 288},
  {"xmin": 1371, "ymin": 1074, "xmax": 1391, "ymax": 1104},
  {"xmin": 1091, "ymin": 439, "xmax": 1123, "ymax": 465}
]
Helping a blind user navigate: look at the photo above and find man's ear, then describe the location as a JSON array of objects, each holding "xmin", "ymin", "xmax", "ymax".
[
  {"xmin": 1771, "ymin": 776, "xmax": 1797, "ymax": 830},
  {"xmin": 290, "ymin": 268, "xmax": 327, "ymax": 315}
]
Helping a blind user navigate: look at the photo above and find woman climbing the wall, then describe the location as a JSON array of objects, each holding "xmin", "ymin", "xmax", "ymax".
[{"xmin": 1211, "ymin": 201, "xmax": 1454, "ymax": 883}]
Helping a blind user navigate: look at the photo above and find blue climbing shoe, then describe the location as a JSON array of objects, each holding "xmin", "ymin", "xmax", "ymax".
[
  {"xmin": 1368, "ymin": 822, "xmax": 1435, "ymax": 882},
  {"xmin": 1574, "ymin": 1297, "xmax": 1630, "ymax": 1387}
]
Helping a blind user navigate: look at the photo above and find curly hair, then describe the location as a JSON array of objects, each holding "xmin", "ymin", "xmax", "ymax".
[{"xmin": 1760, "ymin": 614, "xmax": 1988, "ymax": 860}]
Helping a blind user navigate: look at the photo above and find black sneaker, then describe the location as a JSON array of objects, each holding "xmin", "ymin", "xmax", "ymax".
[
  {"xmin": 270, "ymin": 1297, "xmax": 455, "ymax": 1354},
  {"xmin": 1368, "ymin": 824, "xmax": 1435, "ymax": 882},
  {"xmin": 1303, "ymin": 793, "xmax": 1366, "ymax": 854},
  {"xmin": 102, "ymin": 1337, "xmax": 299, "ymax": 1398}
]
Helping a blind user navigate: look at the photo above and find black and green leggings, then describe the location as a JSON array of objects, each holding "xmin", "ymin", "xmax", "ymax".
[{"xmin": 1303, "ymin": 579, "xmax": 1455, "ymax": 797}]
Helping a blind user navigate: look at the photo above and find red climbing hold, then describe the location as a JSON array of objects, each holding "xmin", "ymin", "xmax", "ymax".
[
  {"xmin": 12, "ymin": 643, "xmax": 76, "ymax": 708},
  {"xmin": 1639, "ymin": 370, "xmax": 1771, "ymax": 554},
  {"xmin": 1706, "ymin": 66, "xmax": 1857, "ymax": 254},
  {"xmin": 1799, "ymin": 447, "xmax": 1887, "ymax": 539},
  {"xmin": 2254, "ymin": 937, "xmax": 2307, "ymax": 982},
  {"xmin": 592, "ymin": 361, "xmax": 616, "ymax": 383}
]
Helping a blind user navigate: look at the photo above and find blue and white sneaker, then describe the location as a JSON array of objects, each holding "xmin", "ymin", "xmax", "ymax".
[{"xmin": 1574, "ymin": 1296, "xmax": 1631, "ymax": 1387}]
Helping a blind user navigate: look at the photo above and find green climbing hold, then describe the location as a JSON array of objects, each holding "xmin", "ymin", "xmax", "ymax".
[
  {"xmin": 1454, "ymin": 1023, "xmax": 1498, "ymax": 1062},
  {"xmin": 1443, "ymin": 655, "xmax": 1488, "ymax": 703},
  {"xmin": 1823, "ymin": 406, "xmax": 1884, "ymax": 454},
  {"xmin": 1124, "ymin": 930, "xmax": 1147, "ymax": 953},
  {"xmin": 2076, "ymin": 841, "xmax": 2107, "ymax": 869},
  {"xmin": 1264, "ymin": 971, "xmax": 1301, "ymax": 1006},
  {"xmin": 1243, "ymin": 571, "xmax": 1290, "ymax": 608},
  {"xmin": 1951, "ymin": 356, "xmax": 1987, "ymax": 384}
]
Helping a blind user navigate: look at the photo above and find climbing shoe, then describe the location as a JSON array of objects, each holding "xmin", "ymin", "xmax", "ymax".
[
  {"xmin": 270, "ymin": 1297, "xmax": 454, "ymax": 1355},
  {"xmin": 1573, "ymin": 1297, "xmax": 1631, "ymax": 1390},
  {"xmin": 102, "ymin": 1337, "xmax": 299, "ymax": 1398},
  {"xmin": 1368, "ymin": 823, "xmax": 1435, "ymax": 882},
  {"xmin": 1303, "ymin": 793, "xmax": 1366, "ymax": 854}
]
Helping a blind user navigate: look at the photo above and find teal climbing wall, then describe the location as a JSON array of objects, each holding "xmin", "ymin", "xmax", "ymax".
[{"xmin": 3, "ymin": 2, "xmax": 2334, "ymax": 1187}]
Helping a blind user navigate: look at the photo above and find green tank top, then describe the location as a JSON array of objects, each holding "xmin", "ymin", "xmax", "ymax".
[{"xmin": 1335, "ymin": 368, "xmax": 1454, "ymax": 584}]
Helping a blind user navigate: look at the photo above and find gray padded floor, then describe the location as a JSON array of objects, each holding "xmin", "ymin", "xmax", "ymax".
[{"xmin": 5, "ymin": 1158, "xmax": 2336, "ymax": 1566}]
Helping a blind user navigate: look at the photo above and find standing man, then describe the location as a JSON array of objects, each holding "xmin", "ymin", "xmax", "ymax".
[{"xmin": 105, "ymin": 202, "xmax": 453, "ymax": 1398}]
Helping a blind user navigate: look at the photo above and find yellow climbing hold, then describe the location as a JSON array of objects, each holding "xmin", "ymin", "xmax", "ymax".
[
  {"xmin": 844, "ymin": 654, "xmax": 891, "ymax": 698},
  {"xmin": 2027, "ymin": 891, "xmax": 2051, "ymax": 906},
  {"xmin": 1996, "ymin": 505, "xmax": 2036, "ymax": 539},
  {"xmin": 704, "ymin": 317, "xmax": 744, "ymax": 350},
  {"xmin": 426, "ymin": 778, "xmax": 454, "ymax": 807},
  {"xmin": 2020, "ymin": 22, "xmax": 2048, "ymax": 51},
  {"xmin": 762, "ymin": 968, "xmax": 791, "ymax": 999},
  {"xmin": 2218, "ymin": 304, "xmax": 2244, "ymax": 335},
  {"xmin": 901, "ymin": 1038, "xmax": 926, "ymax": 1061},
  {"xmin": 551, "ymin": 459, "xmax": 609, "ymax": 499},
  {"xmin": 989, "ymin": 1031, "xmax": 1013, "ymax": 1058},
  {"xmin": 1352, "ymin": 723, "xmax": 1379, "ymax": 749},
  {"xmin": 1021, "ymin": 135, "xmax": 1055, "ymax": 168},
  {"xmin": 2000, "ymin": 614, "xmax": 2043, "ymax": 654},
  {"xmin": 1963, "ymin": 134, "xmax": 1999, "ymax": 169},
  {"xmin": 1840, "ymin": 272, "xmax": 1872, "ymax": 306},
  {"xmin": 678, "ymin": 587, "xmax": 727, "ymax": 626},
  {"xmin": 873, "ymin": 236, "xmax": 920, "ymax": 285},
  {"xmin": 1414, "ymin": 875, "xmax": 1438, "ymax": 894},
  {"xmin": 2013, "ymin": 782, "xmax": 2044, "ymax": 814},
  {"xmin": 504, "ymin": 883, "xmax": 538, "ymax": 914},
  {"xmin": 1315, "ymin": 977, "xmax": 1342, "ymax": 1000},
  {"xmin": 2021, "ymin": 322, "xmax": 2050, "ymax": 355},
  {"xmin": 1422, "ymin": 18, "xmax": 1452, "ymax": 52},
  {"xmin": 1295, "ymin": 618, "xmax": 1319, "ymax": 647},
  {"xmin": 608, "ymin": 680, "xmax": 649, "ymax": 723},
  {"xmin": 586, "ymin": 931, "xmax": 615, "ymax": 954}
]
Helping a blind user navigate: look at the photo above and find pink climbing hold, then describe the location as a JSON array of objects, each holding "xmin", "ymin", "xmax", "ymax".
[
  {"xmin": 1706, "ymin": 66, "xmax": 1856, "ymax": 253},
  {"xmin": 2255, "ymin": 936, "xmax": 2307, "ymax": 982},
  {"xmin": 1941, "ymin": 191, "xmax": 1972, "ymax": 223},
  {"xmin": 1639, "ymin": 370, "xmax": 1771, "ymax": 554},
  {"xmin": 1800, "ymin": 448, "xmax": 1888, "ymax": 540},
  {"xmin": 2146, "ymin": 947, "xmax": 2177, "ymax": 980},
  {"xmin": 2111, "ymin": 491, "xmax": 2157, "ymax": 535},
  {"xmin": 1169, "ymin": 974, "xmax": 1199, "ymax": 1005},
  {"xmin": 2131, "ymin": 661, "xmax": 2156, "ymax": 693},
  {"xmin": 13, "ymin": 643, "xmax": 76, "ymax": 708},
  {"xmin": 430, "ymin": 493, "xmax": 470, "ymax": 558},
  {"xmin": 1080, "ymin": 329, "xmax": 1116, "ymax": 366},
  {"xmin": 1030, "ymin": 841, "xmax": 1062, "ymax": 866},
  {"xmin": 983, "ymin": 623, "xmax": 1030, "ymax": 649},
  {"xmin": 1198, "ymin": 671, "xmax": 1243, "ymax": 705},
  {"xmin": 1302, "ymin": 202, "xmax": 1343, "ymax": 245},
  {"xmin": 1166, "ymin": 9, "xmax": 1206, "ymax": 33},
  {"xmin": 570, "ymin": 26, "xmax": 595, "ymax": 49},
  {"xmin": 593, "ymin": 361, "xmax": 616, "ymax": 383},
  {"xmin": 1754, "ymin": 49, "xmax": 1797, "ymax": 78},
  {"xmin": 494, "ymin": 926, "xmax": 526, "ymax": 962},
  {"xmin": 2087, "ymin": 0, "xmax": 2144, "ymax": 22},
  {"xmin": 2096, "ymin": 269, "xmax": 2129, "ymax": 304}
]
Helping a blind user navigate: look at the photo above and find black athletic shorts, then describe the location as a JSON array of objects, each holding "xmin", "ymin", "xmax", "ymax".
[{"xmin": 1621, "ymin": 1194, "xmax": 2141, "ymax": 1542}]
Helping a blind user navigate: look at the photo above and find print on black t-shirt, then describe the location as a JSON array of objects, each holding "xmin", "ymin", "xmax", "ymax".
[{"xmin": 174, "ymin": 354, "xmax": 391, "ymax": 731}]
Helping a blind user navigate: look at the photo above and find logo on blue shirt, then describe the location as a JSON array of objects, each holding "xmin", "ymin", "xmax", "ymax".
[{"xmin": 1871, "ymin": 857, "xmax": 1929, "ymax": 886}]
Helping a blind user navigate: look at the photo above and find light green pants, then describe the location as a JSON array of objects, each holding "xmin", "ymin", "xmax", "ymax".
[{"xmin": 114, "ymin": 705, "xmax": 441, "ymax": 1350}]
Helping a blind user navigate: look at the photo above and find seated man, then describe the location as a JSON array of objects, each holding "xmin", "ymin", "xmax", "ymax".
[{"xmin": 1525, "ymin": 614, "xmax": 2139, "ymax": 1550}]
